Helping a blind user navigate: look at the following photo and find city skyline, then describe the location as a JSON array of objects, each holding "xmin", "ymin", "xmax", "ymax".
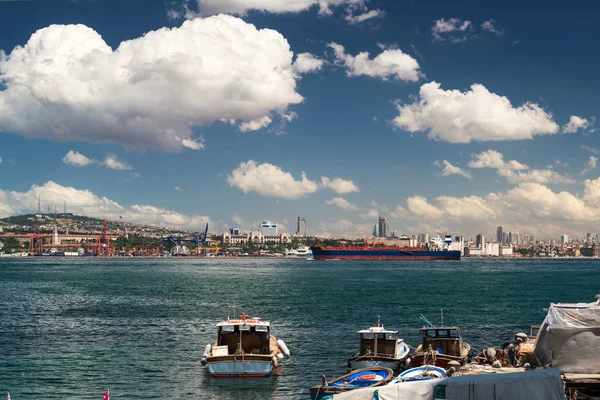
[{"xmin": 1, "ymin": 0, "xmax": 600, "ymax": 239}]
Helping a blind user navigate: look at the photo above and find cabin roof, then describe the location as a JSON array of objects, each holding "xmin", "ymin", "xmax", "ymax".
[
  {"xmin": 357, "ymin": 326, "xmax": 398, "ymax": 334},
  {"xmin": 217, "ymin": 318, "xmax": 270, "ymax": 327},
  {"xmin": 420, "ymin": 326, "xmax": 460, "ymax": 331}
]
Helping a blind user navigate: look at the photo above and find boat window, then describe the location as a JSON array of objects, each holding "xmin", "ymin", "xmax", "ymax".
[
  {"xmin": 220, "ymin": 325, "xmax": 234, "ymax": 333},
  {"xmin": 362, "ymin": 333, "xmax": 374, "ymax": 340},
  {"xmin": 239, "ymin": 324, "xmax": 251, "ymax": 331},
  {"xmin": 425, "ymin": 330, "xmax": 436, "ymax": 338},
  {"xmin": 255, "ymin": 325, "xmax": 268, "ymax": 332},
  {"xmin": 449, "ymin": 330, "xmax": 459, "ymax": 338},
  {"xmin": 437, "ymin": 330, "xmax": 448, "ymax": 337},
  {"xmin": 385, "ymin": 333, "xmax": 396, "ymax": 340}
]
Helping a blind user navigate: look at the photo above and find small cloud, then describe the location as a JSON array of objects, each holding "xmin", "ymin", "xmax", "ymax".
[
  {"xmin": 481, "ymin": 19, "xmax": 504, "ymax": 35},
  {"xmin": 372, "ymin": 116, "xmax": 378, "ymax": 122},
  {"xmin": 345, "ymin": 8, "xmax": 385, "ymax": 24},
  {"xmin": 181, "ymin": 137, "xmax": 205, "ymax": 150},
  {"xmin": 581, "ymin": 156, "xmax": 598, "ymax": 176},
  {"xmin": 174, "ymin": 186, "xmax": 182, "ymax": 191},
  {"xmin": 435, "ymin": 160, "xmax": 472, "ymax": 180},
  {"xmin": 583, "ymin": 145, "xmax": 600, "ymax": 155},
  {"xmin": 103, "ymin": 154, "xmax": 132, "ymax": 170},
  {"xmin": 563, "ymin": 115, "xmax": 593, "ymax": 133},
  {"xmin": 63, "ymin": 150, "xmax": 96, "ymax": 167}
]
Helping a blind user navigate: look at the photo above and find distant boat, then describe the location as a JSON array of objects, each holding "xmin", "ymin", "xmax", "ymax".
[
  {"xmin": 201, "ymin": 313, "xmax": 290, "ymax": 377},
  {"xmin": 286, "ymin": 246, "xmax": 313, "ymax": 258},
  {"xmin": 347, "ymin": 317, "xmax": 410, "ymax": 370},
  {"xmin": 309, "ymin": 367, "xmax": 394, "ymax": 400}
]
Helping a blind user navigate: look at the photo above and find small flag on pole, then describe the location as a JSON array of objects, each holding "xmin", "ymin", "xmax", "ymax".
[
  {"xmin": 119, "ymin": 216, "xmax": 122, "ymax": 220},
  {"xmin": 102, "ymin": 389, "xmax": 109, "ymax": 400}
]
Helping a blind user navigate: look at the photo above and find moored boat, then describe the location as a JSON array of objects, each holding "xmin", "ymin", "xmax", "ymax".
[
  {"xmin": 347, "ymin": 317, "xmax": 410, "ymax": 370},
  {"xmin": 201, "ymin": 313, "xmax": 290, "ymax": 377},
  {"xmin": 411, "ymin": 326, "xmax": 471, "ymax": 369},
  {"xmin": 309, "ymin": 367, "xmax": 394, "ymax": 400},
  {"xmin": 389, "ymin": 365, "xmax": 447, "ymax": 383}
]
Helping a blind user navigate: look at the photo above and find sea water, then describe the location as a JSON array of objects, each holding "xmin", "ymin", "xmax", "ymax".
[{"xmin": 0, "ymin": 257, "xmax": 598, "ymax": 399}]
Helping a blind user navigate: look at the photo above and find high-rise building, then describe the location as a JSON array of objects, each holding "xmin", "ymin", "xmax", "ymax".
[
  {"xmin": 390, "ymin": 230, "xmax": 398, "ymax": 238},
  {"xmin": 502, "ymin": 232, "xmax": 509, "ymax": 244},
  {"xmin": 476, "ymin": 234, "xmax": 485, "ymax": 249},
  {"xmin": 508, "ymin": 231, "xmax": 514, "ymax": 245},
  {"xmin": 514, "ymin": 232, "xmax": 520, "ymax": 245},
  {"xmin": 586, "ymin": 232, "xmax": 592, "ymax": 243},
  {"xmin": 229, "ymin": 228, "xmax": 240, "ymax": 235},
  {"xmin": 497, "ymin": 226, "xmax": 503, "ymax": 243},
  {"xmin": 378, "ymin": 216, "xmax": 389, "ymax": 238},
  {"xmin": 372, "ymin": 225, "xmax": 378, "ymax": 237},
  {"xmin": 561, "ymin": 235, "xmax": 569, "ymax": 244},
  {"xmin": 260, "ymin": 221, "xmax": 278, "ymax": 235},
  {"xmin": 296, "ymin": 217, "xmax": 306, "ymax": 237},
  {"xmin": 418, "ymin": 233, "xmax": 429, "ymax": 244}
]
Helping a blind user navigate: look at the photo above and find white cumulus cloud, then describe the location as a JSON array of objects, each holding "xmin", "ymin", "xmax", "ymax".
[
  {"xmin": 239, "ymin": 116, "xmax": 273, "ymax": 133},
  {"xmin": 329, "ymin": 42, "xmax": 421, "ymax": 82},
  {"xmin": 293, "ymin": 52, "xmax": 324, "ymax": 74},
  {"xmin": 62, "ymin": 150, "xmax": 96, "ymax": 167},
  {"xmin": 481, "ymin": 19, "xmax": 503, "ymax": 36},
  {"xmin": 434, "ymin": 160, "xmax": 472, "ymax": 179},
  {"xmin": 0, "ymin": 16, "xmax": 305, "ymax": 151},
  {"xmin": 102, "ymin": 154, "xmax": 132, "ymax": 171},
  {"xmin": 469, "ymin": 150, "xmax": 574, "ymax": 184},
  {"xmin": 562, "ymin": 115, "xmax": 592, "ymax": 133},
  {"xmin": 0, "ymin": 181, "xmax": 211, "ymax": 229},
  {"xmin": 320, "ymin": 177, "xmax": 360, "ymax": 193},
  {"xmin": 227, "ymin": 160, "xmax": 320, "ymax": 200},
  {"xmin": 393, "ymin": 82, "xmax": 559, "ymax": 143},
  {"xmin": 189, "ymin": 0, "xmax": 363, "ymax": 16},
  {"xmin": 431, "ymin": 18, "xmax": 472, "ymax": 42},
  {"xmin": 326, "ymin": 197, "xmax": 358, "ymax": 210},
  {"xmin": 406, "ymin": 195, "xmax": 443, "ymax": 219}
]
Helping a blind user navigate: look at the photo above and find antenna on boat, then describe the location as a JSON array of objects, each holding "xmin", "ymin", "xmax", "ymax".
[
  {"xmin": 377, "ymin": 315, "xmax": 381, "ymax": 328},
  {"xmin": 420, "ymin": 314, "xmax": 435, "ymax": 328},
  {"xmin": 441, "ymin": 308, "xmax": 444, "ymax": 327}
]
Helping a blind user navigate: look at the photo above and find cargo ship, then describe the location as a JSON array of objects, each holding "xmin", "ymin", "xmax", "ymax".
[{"xmin": 310, "ymin": 235, "xmax": 461, "ymax": 261}]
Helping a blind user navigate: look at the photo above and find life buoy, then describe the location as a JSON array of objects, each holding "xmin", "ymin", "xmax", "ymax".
[{"xmin": 359, "ymin": 374, "xmax": 377, "ymax": 381}]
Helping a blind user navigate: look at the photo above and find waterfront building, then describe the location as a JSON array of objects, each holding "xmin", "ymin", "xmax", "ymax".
[
  {"xmin": 497, "ymin": 226, "xmax": 503, "ymax": 243},
  {"xmin": 499, "ymin": 245, "xmax": 513, "ymax": 256},
  {"xmin": 296, "ymin": 217, "xmax": 306, "ymax": 237},
  {"xmin": 561, "ymin": 235, "xmax": 569, "ymax": 244},
  {"xmin": 378, "ymin": 216, "xmax": 389, "ymax": 238},
  {"xmin": 220, "ymin": 230, "xmax": 290, "ymax": 245},
  {"xmin": 484, "ymin": 242, "xmax": 500, "ymax": 256},
  {"xmin": 476, "ymin": 234, "xmax": 484, "ymax": 249},
  {"xmin": 229, "ymin": 228, "xmax": 240, "ymax": 235},
  {"xmin": 260, "ymin": 221, "xmax": 278, "ymax": 235}
]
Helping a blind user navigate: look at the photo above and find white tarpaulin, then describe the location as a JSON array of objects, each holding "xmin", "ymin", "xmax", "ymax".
[
  {"xmin": 334, "ymin": 368, "xmax": 565, "ymax": 400},
  {"xmin": 535, "ymin": 301, "xmax": 600, "ymax": 373}
]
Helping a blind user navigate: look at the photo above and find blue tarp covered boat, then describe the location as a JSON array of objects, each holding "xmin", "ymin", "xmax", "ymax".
[{"xmin": 309, "ymin": 367, "xmax": 393, "ymax": 400}]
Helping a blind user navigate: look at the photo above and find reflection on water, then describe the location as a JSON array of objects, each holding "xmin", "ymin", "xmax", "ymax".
[{"xmin": 1, "ymin": 257, "xmax": 600, "ymax": 399}]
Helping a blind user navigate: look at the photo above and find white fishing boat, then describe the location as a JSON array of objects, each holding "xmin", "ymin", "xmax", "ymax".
[
  {"xmin": 347, "ymin": 317, "xmax": 410, "ymax": 370},
  {"xmin": 201, "ymin": 313, "xmax": 290, "ymax": 377}
]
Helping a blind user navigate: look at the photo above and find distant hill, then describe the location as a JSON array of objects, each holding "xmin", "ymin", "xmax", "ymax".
[{"xmin": 0, "ymin": 213, "xmax": 103, "ymax": 227}]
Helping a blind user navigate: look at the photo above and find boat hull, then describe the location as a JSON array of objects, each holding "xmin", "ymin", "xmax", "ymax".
[
  {"xmin": 206, "ymin": 357, "xmax": 274, "ymax": 377},
  {"xmin": 309, "ymin": 367, "xmax": 394, "ymax": 400},
  {"xmin": 310, "ymin": 247, "xmax": 460, "ymax": 260}
]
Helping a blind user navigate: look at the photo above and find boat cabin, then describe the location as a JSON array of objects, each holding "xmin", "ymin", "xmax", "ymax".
[
  {"xmin": 216, "ymin": 318, "xmax": 271, "ymax": 355},
  {"xmin": 357, "ymin": 327, "xmax": 399, "ymax": 357},
  {"xmin": 420, "ymin": 327, "xmax": 462, "ymax": 357}
]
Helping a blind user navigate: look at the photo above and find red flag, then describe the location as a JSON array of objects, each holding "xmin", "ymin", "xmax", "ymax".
[
  {"xmin": 102, "ymin": 389, "xmax": 109, "ymax": 400},
  {"xmin": 241, "ymin": 312, "xmax": 245, "ymax": 321}
]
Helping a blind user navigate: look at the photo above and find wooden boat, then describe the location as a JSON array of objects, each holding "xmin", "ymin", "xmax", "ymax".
[
  {"xmin": 347, "ymin": 318, "xmax": 410, "ymax": 370},
  {"xmin": 309, "ymin": 367, "xmax": 394, "ymax": 400},
  {"xmin": 389, "ymin": 365, "xmax": 447, "ymax": 383},
  {"xmin": 411, "ymin": 326, "xmax": 471, "ymax": 369},
  {"xmin": 201, "ymin": 313, "xmax": 290, "ymax": 377}
]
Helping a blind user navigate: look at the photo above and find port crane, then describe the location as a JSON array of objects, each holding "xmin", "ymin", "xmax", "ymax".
[{"xmin": 162, "ymin": 224, "xmax": 220, "ymax": 256}]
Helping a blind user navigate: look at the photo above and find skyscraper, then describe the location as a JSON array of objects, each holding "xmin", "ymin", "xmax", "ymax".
[
  {"xmin": 497, "ymin": 226, "xmax": 503, "ymax": 243},
  {"xmin": 476, "ymin": 234, "xmax": 485, "ymax": 249},
  {"xmin": 296, "ymin": 217, "xmax": 306, "ymax": 237},
  {"xmin": 514, "ymin": 232, "xmax": 520, "ymax": 245},
  {"xmin": 378, "ymin": 216, "xmax": 389, "ymax": 238},
  {"xmin": 508, "ymin": 232, "xmax": 514, "ymax": 244},
  {"xmin": 561, "ymin": 235, "xmax": 569, "ymax": 244},
  {"xmin": 372, "ymin": 225, "xmax": 378, "ymax": 237}
]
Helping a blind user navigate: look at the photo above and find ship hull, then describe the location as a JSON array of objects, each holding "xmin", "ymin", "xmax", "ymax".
[{"xmin": 310, "ymin": 247, "xmax": 461, "ymax": 260}]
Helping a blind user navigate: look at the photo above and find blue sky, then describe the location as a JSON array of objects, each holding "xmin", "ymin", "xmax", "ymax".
[{"xmin": 1, "ymin": 0, "xmax": 599, "ymax": 240}]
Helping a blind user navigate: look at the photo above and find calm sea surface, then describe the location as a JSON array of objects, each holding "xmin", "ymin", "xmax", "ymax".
[{"xmin": 0, "ymin": 257, "xmax": 598, "ymax": 399}]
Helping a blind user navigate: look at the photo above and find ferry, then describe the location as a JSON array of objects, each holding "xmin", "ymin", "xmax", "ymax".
[
  {"xmin": 285, "ymin": 246, "xmax": 313, "ymax": 258},
  {"xmin": 201, "ymin": 313, "xmax": 290, "ymax": 377}
]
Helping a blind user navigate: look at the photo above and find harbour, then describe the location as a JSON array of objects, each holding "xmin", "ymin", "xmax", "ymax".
[{"xmin": 1, "ymin": 257, "xmax": 600, "ymax": 399}]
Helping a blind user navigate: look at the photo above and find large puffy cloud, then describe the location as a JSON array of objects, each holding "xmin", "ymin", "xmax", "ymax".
[
  {"xmin": 329, "ymin": 43, "xmax": 421, "ymax": 82},
  {"xmin": 228, "ymin": 160, "xmax": 359, "ymax": 199},
  {"xmin": 393, "ymin": 82, "xmax": 559, "ymax": 143},
  {"xmin": 0, "ymin": 181, "xmax": 211, "ymax": 229},
  {"xmin": 0, "ymin": 16, "xmax": 305, "ymax": 151},
  {"xmin": 469, "ymin": 150, "xmax": 574, "ymax": 184},
  {"xmin": 227, "ymin": 160, "xmax": 320, "ymax": 199},
  {"xmin": 189, "ymin": 0, "xmax": 363, "ymax": 16}
]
